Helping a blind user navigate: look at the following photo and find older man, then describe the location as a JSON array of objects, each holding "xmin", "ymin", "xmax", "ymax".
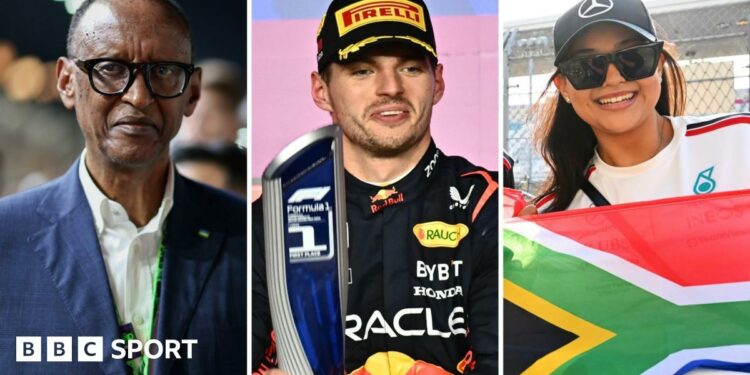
[
  {"xmin": 0, "ymin": 0, "xmax": 246, "ymax": 373},
  {"xmin": 252, "ymin": 0, "xmax": 498, "ymax": 373}
]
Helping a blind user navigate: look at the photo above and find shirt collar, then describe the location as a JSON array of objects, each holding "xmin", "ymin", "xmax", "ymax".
[
  {"xmin": 78, "ymin": 149, "xmax": 175, "ymax": 236},
  {"xmin": 345, "ymin": 140, "xmax": 441, "ymax": 217}
]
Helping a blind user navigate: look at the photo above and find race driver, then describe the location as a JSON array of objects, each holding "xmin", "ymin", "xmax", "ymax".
[{"xmin": 252, "ymin": 0, "xmax": 498, "ymax": 373}]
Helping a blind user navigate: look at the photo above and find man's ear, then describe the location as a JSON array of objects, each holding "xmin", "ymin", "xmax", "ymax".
[
  {"xmin": 56, "ymin": 57, "xmax": 76, "ymax": 109},
  {"xmin": 432, "ymin": 63, "xmax": 445, "ymax": 105},
  {"xmin": 311, "ymin": 71, "xmax": 333, "ymax": 112},
  {"xmin": 183, "ymin": 67, "xmax": 202, "ymax": 116}
]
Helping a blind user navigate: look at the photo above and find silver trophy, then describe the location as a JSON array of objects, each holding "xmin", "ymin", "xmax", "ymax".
[{"xmin": 262, "ymin": 125, "xmax": 348, "ymax": 374}]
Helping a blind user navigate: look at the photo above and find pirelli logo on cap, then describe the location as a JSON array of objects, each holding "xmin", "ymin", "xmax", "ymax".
[
  {"xmin": 413, "ymin": 221, "xmax": 469, "ymax": 248},
  {"xmin": 335, "ymin": 0, "xmax": 426, "ymax": 37}
]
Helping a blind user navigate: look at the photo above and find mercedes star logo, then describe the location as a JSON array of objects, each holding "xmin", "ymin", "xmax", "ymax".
[{"xmin": 578, "ymin": 0, "xmax": 614, "ymax": 19}]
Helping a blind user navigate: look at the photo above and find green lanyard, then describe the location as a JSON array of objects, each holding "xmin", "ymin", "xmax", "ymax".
[{"xmin": 118, "ymin": 242, "xmax": 165, "ymax": 375}]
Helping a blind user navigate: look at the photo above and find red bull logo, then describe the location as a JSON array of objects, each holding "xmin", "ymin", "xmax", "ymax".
[
  {"xmin": 335, "ymin": 0, "xmax": 427, "ymax": 36},
  {"xmin": 369, "ymin": 186, "xmax": 398, "ymax": 203},
  {"xmin": 369, "ymin": 186, "xmax": 404, "ymax": 214}
]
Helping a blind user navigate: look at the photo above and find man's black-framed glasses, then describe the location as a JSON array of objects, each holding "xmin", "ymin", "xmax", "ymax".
[
  {"xmin": 74, "ymin": 58, "xmax": 196, "ymax": 99},
  {"xmin": 556, "ymin": 41, "xmax": 664, "ymax": 90}
]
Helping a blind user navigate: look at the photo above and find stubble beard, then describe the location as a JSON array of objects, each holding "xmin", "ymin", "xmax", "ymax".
[
  {"xmin": 340, "ymin": 102, "xmax": 432, "ymax": 158},
  {"xmin": 98, "ymin": 137, "xmax": 169, "ymax": 171}
]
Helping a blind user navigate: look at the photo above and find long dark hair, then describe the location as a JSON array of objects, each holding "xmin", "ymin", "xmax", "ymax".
[{"xmin": 532, "ymin": 42, "xmax": 687, "ymax": 212}]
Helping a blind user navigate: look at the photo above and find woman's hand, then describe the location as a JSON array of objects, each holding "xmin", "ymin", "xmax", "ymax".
[{"xmin": 518, "ymin": 204, "xmax": 538, "ymax": 217}]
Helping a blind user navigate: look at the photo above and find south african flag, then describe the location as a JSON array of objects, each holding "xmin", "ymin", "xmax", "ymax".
[{"xmin": 504, "ymin": 189, "xmax": 750, "ymax": 374}]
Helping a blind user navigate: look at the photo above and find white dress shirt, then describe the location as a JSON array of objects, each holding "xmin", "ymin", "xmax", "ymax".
[{"xmin": 78, "ymin": 150, "xmax": 174, "ymax": 360}]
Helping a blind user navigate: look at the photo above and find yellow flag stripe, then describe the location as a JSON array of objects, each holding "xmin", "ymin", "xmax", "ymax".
[{"xmin": 504, "ymin": 279, "xmax": 616, "ymax": 374}]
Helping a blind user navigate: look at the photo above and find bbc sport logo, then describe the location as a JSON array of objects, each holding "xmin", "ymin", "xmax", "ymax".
[{"xmin": 16, "ymin": 336, "xmax": 197, "ymax": 362}]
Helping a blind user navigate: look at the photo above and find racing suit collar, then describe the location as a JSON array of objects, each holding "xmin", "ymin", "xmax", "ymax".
[{"xmin": 346, "ymin": 140, "xmax": 441, "ymax": 217}]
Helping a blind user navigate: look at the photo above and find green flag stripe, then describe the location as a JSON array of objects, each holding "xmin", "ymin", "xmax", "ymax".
[{"xmin": 504, "ymin": 229, "xmax": 750, "ymax": 374}]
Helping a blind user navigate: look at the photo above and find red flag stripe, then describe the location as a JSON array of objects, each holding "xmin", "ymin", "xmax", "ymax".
[{"xmin": 522, "ymin": 189, "xmax": 750, "ymax": 286}]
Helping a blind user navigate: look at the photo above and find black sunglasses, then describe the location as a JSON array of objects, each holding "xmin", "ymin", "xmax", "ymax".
[
  {"xmin": 73, "ymin": 58, "xmax": 196, "ymax": 99},
  {"xmin": 556, "ymin": 41, "xmax": 664, "ymax": 90}
]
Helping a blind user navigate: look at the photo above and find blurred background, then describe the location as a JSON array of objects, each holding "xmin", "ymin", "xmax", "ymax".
[
  {"xmin": 503, "ymin": 0, "xmax": 750, "ymax": 196},
  {"xmin": 0, "ymin": 0, "xmax": 247, "ymax": 198},
  {"xmin": 252, "ymin": 0, "xmax": 499, "ymax": 201}
]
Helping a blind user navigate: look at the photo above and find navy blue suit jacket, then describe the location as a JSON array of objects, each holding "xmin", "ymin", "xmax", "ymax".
[{"xmin": 0, "ymin": 160, "xmax": 246, "ymax": 374}]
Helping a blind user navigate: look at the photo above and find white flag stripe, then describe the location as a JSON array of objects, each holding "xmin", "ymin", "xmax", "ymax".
[{"xmin": 644, "ymin": 345, "xmax": 750, "ymax": 374}]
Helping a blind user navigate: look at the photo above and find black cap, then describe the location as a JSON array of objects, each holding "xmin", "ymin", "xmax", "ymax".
[
  {"xmin": 316, "ymin": 0, "xmax": 437, "ymax": 72},
  {"xmin": 553, "ymin": 0, "xmax": 657, "ymax": 65}
]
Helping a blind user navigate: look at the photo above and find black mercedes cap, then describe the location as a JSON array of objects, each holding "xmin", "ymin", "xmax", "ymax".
[
  {"xmin": 315, "ymin": 0, "xmax": 438, "ymax": 72},
  {"xmin": 553, "ymin": 0, "xmax": 657, "ymax": 64}
]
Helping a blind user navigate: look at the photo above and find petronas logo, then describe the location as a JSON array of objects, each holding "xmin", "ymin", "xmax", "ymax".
[{"xmin": 693, "ymin": 166, "xmax": 716, "ymax": 194}]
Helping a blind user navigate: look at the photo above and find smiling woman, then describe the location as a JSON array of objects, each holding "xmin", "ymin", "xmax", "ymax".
[
  {"xmin": 528, "ymin": 0, "xmax": 750, "ymax": 213},
  {"xmin": 507, "ymin": 2, "xmax": 750, "ymax": 374}
]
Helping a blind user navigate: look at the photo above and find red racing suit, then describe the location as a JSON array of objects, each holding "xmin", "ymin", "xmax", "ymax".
[{"xmin": 252, "ymin": 141, "xmax": 498, "ymax": 374}]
